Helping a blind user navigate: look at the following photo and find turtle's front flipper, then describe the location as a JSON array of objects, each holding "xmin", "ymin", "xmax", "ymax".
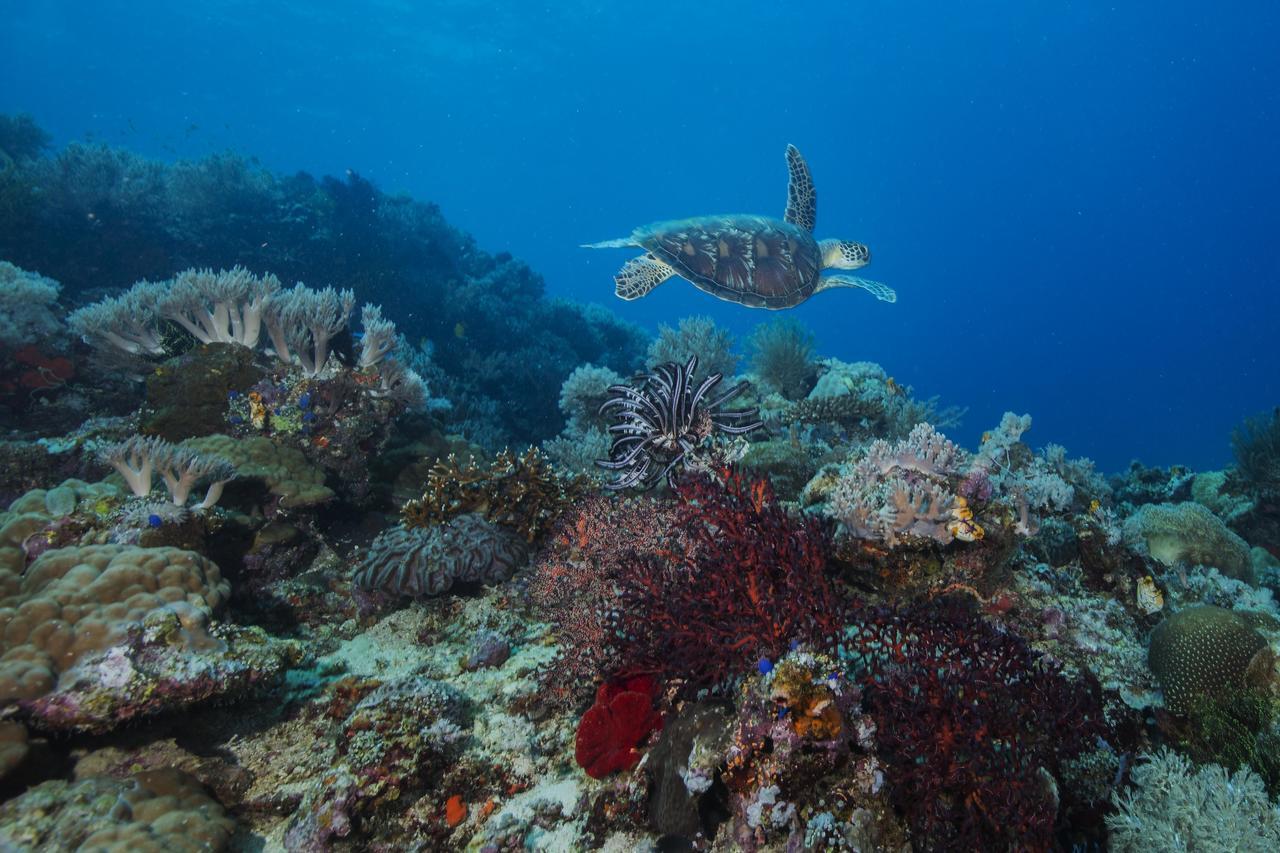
[
  {"xmin": 614, "ymin": 255, "xmax": 675, "ymax": 301},
  {"xmin": 784, "ymin": 144, "xmax": 816, "ymax": 232},
  {"xmin": 817, "ymin": 275, "xmax": 897, "ymax": 303}
]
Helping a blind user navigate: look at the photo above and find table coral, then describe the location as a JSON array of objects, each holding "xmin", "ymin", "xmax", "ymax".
[{"xmin": 1123, "ymin": 501, "xmax": 1254, "ymax": 581}]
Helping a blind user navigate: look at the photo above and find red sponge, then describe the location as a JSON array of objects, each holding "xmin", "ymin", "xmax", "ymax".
[{"xmin": 574, "ymin": 675, "xmax": 663, "ymax": 779}]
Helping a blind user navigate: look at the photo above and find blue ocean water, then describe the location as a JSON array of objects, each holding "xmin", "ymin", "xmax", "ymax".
[{"xmin": 3, "ymin": 0, "xmax": 1277, "ymax": 472}]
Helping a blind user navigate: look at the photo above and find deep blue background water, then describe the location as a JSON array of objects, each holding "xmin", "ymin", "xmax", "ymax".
[{"xmin": 3, "ymin": 1, "xmax": 1278, "ymax": 472}]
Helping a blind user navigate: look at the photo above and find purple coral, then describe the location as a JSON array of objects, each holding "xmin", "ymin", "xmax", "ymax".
[{"xmin": 828, "ymin": 422, "xmax": 965, "ymax": 545}]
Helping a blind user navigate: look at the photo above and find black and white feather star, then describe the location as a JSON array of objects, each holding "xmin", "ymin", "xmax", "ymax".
[{"xmin": 595, "ymin": 355, "xmax": 764, "ymax": 490}]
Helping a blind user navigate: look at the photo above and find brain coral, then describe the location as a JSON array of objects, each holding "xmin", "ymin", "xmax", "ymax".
[
  {"xmin": 1148, "ymin": 605, "xmax": 1272, "ymax": 714},
  {"xmin": 0, "ymin": 544, "xmax": 229, "ymax": 704},
  {"xmin": 0, "ymin": 767, "xmax": 234, "ymax": 851},
  {"xmin": 355, "ymin": 514, "xmax": 528, "ymax": 597},
  {"xmin": 1123, "ymin": 501, "xmax": 1254, "ymax": 582},
  {"xmin": 182, "ymin": 434, "xmax": 333, "ymax": 509}
]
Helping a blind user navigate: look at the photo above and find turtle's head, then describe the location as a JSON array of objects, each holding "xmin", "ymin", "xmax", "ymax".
[{"xmin": 819, "ymin": 239, "xmax": 870, "ymax": 270}]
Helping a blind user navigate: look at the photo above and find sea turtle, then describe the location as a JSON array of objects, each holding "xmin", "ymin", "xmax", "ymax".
[{"xmin": 583, "ymin": 145, "xmax": 895, "ymax": 309}]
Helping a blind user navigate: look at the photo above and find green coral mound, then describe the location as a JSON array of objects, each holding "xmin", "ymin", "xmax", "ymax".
[
  {"xmin": 1123, "ymin": 501, "xmax": 1254, "ymax": 582},
  {"xmin": 1107, "ymin": 748, "xmax": 1280, "ymax": 852},
  {"xmin": 182, "ymin": 434, "xmax": 333, "ymax": 508},
  {"xmin": 1148, "ymin": 605, "xmax": 1271, "ymax": 714}
]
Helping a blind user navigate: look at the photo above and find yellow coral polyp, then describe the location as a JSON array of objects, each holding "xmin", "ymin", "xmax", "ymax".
[
  {"xmin": 947, "ymin": 496, "xmax": 985, "ymax": 542},
  {"xmin": 247, "ymin": 391, "xmax": 267, "ymax": 430}
]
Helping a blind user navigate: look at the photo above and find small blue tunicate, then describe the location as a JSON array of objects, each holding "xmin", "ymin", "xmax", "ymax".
[
  {"xmin": 776, "ymin": 706, "xmax": 789, "ymax": 720},
  {"xmin": 757, "ymin": 658, "xmax": 773, "ymax": 675},
  {"xmin": 147, "ymin": 514, "xmax": 163, "ymax": 528},
  {"xmin": 789, "ymin": 638, "xmax": 801, "ymax": 651},
  {"xmin": 228, "ymin": 415, "xmax": 243, "ymax": 425},
  {"xmin": 227, "ymin": 390, "xmax": 239, "ymax": 399},
  {"xmin": 298, "ymin": 393, "xmax": 311, "ymax": 409},
  {"xmin": 302, "ymin": 412, "xmax": 316, "ymax": 422}
]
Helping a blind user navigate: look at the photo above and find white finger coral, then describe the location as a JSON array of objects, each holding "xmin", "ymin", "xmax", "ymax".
[
  {"xmin": 97, "ymin": 436, "xmax": 167, "ymax": 497},
  {"xmin": 68, "ymin": 280, "xmax": 168, "ymax": 357},
  {"xmin": 160, "ymin": 266, "xmax": 279, "ymax": 348},
  {"xmin": 266, "ymin": 283, "xmax": 355, "ymax": 375},
  {"xmin": 357, "ymin": 303, "xmax": 398, "ymax": 369}
]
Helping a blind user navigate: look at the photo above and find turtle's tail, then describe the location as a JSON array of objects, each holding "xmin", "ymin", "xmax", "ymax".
[{"xmin": 580, "ymin": 237, "xmax": 635, "ymax": 249}]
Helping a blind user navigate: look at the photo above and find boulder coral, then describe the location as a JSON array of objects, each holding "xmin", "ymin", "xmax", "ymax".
[
  {"xmin": 1147, "ymin": 605, "xmax": 1272, "ymax": 714},
  {"xmin": 0, "ymin": 544, "xmax": 229, "ymax": 704},
  {"xmin": 0, "ymin": 767, "xmax": 235, "ymax": 851}
]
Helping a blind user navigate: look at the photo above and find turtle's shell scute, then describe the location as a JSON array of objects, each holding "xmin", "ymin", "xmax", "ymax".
[{"xmin": 637, "ymin": 215, "xmax": 822, "ymax": 308}]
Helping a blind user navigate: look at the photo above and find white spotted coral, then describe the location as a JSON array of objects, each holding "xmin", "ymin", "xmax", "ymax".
[{"xmin": 1147, "ymin": 604, "xmax": 1271, "ymax": 714}]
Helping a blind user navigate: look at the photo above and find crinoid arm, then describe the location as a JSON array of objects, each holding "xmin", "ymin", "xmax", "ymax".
[
  {"xmin": 595, "ymin": 355, "xmax": 763, "ymax": 490},
  {"xmin": 817, "ymin": 275, "xmax": 897, "ymax": 303}
]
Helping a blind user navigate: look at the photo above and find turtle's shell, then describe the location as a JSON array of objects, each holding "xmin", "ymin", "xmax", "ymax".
[{"xmin": 636, "ymin": 215, "xmax": 822, "ymax": 308}]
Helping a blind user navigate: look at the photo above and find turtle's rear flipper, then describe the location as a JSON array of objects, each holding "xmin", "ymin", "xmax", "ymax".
[
  {"xmin": 615, "ymin": 255, "xmax": 675, "ymax": 301},
  {"xmin": 818, "ymin": 275, "xmax": 897, "ymax": 303},
  {"xmin": 581, "ymin": 237, "xmax": 636, "ymax": 249}
]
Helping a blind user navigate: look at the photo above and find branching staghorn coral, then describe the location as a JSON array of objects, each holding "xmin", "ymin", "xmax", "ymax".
[
  {"xmin": 265, "ymin": 283, "xmax": 355, "ymax": 376},
  {"xmin": 356, "ymin": 303, "xmax": 398, "ymax": 369},
  {"xmin": 162, "ymin": 266, "xmax": 278, "ymax": 348}
]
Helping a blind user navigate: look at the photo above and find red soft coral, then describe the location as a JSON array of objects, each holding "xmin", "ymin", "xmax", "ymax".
[
  {"xmin": 609, "ymin": 470, "xmax": 850, "ymax": 695},
  {"xmin": 847, "ymin": 597, "xmax": 1107, "ymax": 852},
  {"xmin": 574, "ymin": 675, "xmax": 663, "ymax": 779}
]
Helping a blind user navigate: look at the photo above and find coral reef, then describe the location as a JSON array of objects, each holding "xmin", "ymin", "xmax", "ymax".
[
  {"xmin": 646, "ymin": 315, "xmax": 738, "ymax": 386},
  {"xmin": 747, "ymin": 316, "xmax": 817, "ymax": 401},
  {"xmin": 608, "ymin": 471, "xmax": 849, "ymax": 694},
  {"xmin": 844, "ymin": 597, "xmax": 1107, "ymax": 851},
  {"xmin": 401, "ymin": 447, "xmax": 582, "ymax": 543}
]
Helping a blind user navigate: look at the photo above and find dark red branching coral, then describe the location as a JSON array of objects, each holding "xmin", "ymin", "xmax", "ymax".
[
  {"xmin": 609, "ymin": 470, "xmax": 849, "ymax": 694},
  {"xmin": 574, "ymin": 675, "xmax": 664, "ymax": 779},
  {"xmin": 846, "ymin": 597, "xmax": 1106, "ymax": 852},
  {"xmin": 528, "ymin": 494, "xmax": 685, "ymax": 698}
]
